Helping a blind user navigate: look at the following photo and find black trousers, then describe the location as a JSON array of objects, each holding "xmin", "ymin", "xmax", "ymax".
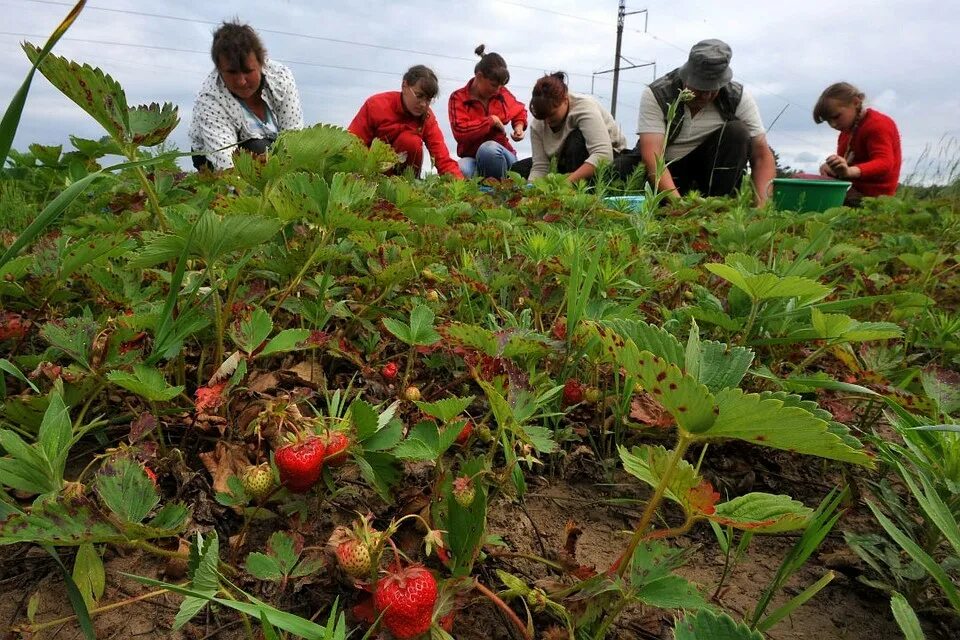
[
  {"xmin": 666, "ymin": 119, "xmax": 751, "ymax": 197},
  {"xmin": 192, "ymin": 137, "xmax": 272, "ymax": 171},
  {"xmin": 511, "ymin": 129, "xmax": 641, "ymax": 181}
]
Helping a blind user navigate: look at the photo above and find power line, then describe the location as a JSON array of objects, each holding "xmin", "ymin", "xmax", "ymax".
[
  {"xmin": 17, "ymin": 0, "xmax": 652, "ymax": 85},
  {"xmin": 488, "ymin": 0, "xmax": 609, "ymax": 26}
]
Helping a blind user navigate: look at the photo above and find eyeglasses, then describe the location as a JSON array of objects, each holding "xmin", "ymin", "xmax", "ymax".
[{"xmin": 406, "ymin": 85, "xmax": 435, "ymax": 105}]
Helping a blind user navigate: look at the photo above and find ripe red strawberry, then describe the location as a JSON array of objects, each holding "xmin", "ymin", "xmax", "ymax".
[
  {"xmin": 562, "ymin": 379, "xmax": 583, "ymax": 406},
  {"xmin": 323, "ymin": 431, "xmax": 351, "ymax": 467},
  {"xmin": 240, "ymin": 463, "xmax": 274, "ymax": 501},
  {"xmin": 374, "ymin": 565, "xmax": 437, "ymax": 639},
  {"xmin": 454, "ymin": 420, "xmax": 473, "ymax": 446},
  {"xmin": 275, "ymin": 437, "xmax": 325, "ymax": 493},
  {"xmin": 452, "ymin": 476, "xmax": 475, "ymax": 507},
  {"xmin": 336, "ymin": 538, "xmax": 372, "ymax": 578},
  {"xmin": 382, "ymin": 362, "xmax": 399, "ymax": 380}
]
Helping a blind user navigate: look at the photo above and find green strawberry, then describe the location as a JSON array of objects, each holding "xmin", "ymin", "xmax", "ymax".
[
  {"xmin": 240, "ymin": 463, "xmax": 274, "ymax": 501},
  {"xmin": 452, "ymin": 476, "xmax": 475, "ymax": 507},
  {"xmin": 335, "ymin": 538, "xmax": 372, "ymax": 578}
]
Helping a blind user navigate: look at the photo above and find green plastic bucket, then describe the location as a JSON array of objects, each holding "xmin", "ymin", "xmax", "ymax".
[{"xmin": 772, "ymin": 178, "xmax": 851, "ymax": 212}]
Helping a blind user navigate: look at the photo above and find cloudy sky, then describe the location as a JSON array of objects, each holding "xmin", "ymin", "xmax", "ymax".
[{"xmin": 2, "ymin": 0, "xmax": 958, "ymax": 182}]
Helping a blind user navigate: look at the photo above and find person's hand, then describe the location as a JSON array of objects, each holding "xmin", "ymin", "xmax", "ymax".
[
  {"xmin": 824, "ymin": 154, "xmax": 861, "ymax": 179},
  {"xmin": 819, "ymin": 161, "xmax": 837, "ymax": 178},
  {"xmin": 490, "ymin": 115, "xmax": 505, "ymax": 132},
  {"xmin": 510, "ymin": 123, "xmax": 525, "ymax": 142}
]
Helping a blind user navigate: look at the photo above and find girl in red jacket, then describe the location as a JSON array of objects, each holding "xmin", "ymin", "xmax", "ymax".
[
  {"xmin": 348, "ymin": 65, "xmax": 463, "ymax": 178},
  {"xmin": 814, "ymin": 82, "xmax": 901, "ymax": 205},
  {"xmin": 448, "ymin": 45, "xmax": 528, "ymax": 179}
]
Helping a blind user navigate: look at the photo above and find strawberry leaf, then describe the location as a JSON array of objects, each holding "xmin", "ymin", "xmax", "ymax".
[
  {"xmin": 106, "ymin": 365, "xmax": 184, "ymax": 402},
  {"xmin": 710, "ymin": 493, "xmax": 813, "ymax": 533},
  {"xmin": 701, "ymin": 388, "xmax": 875, "ymax": 467},
  {"xmin": 414, "ymin": 396, "xmax": 474, "ymax": 422},
  {"xmin": 674, "ymin": 609, "xmax": 764, "ymax": 640}
]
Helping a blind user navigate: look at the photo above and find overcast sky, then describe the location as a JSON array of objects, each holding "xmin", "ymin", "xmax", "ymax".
[{"xmin": 2, "ymin": 0, "xmax": 958, "ymax": 182}]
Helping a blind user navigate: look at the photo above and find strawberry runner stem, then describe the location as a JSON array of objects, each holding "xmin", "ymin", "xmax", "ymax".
[
  {"xmin": 611, "ymin": 434, "xmax": 693, "ymax": 578},
  {"xmin": 473, "ymin": 578, "xmax": 532, "ymax": 640}
]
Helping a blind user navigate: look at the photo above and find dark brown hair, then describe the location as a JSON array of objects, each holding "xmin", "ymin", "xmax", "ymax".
[
  {"xmin": 530, "ymin": 72, "xmax": 568, "ymax": 119},
  {"xmin": 211, "ymin": 21, "xmax": 266, "ymax": 70},
  {"xmin": 474, "ymin": 44, "xmax": 510, "ymax": 85},
  {"xmin": 403, "ymin": 65, "xmax": 439, "ymax": 99},
  {"xmin": 813, "ymin": 82, "xmax": 865, "ymax": 123}
]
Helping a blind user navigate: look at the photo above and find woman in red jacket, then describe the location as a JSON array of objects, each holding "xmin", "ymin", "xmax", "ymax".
[
  {"xmin": 814, "ymin": 82, "xmax": 901, "ymax": 205},
  {"xmin": 348, "ymin": 65, "xmax": 463, "ymax": 178},
  {"xmin": 448, "ymin": 45, "xmax": 528, "ymax": 179}
]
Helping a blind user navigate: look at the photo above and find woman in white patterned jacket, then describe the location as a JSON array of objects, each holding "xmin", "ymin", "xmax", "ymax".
[{"xmin": 188, "ymin": 21, "xmax": 304, "ymax": 170}]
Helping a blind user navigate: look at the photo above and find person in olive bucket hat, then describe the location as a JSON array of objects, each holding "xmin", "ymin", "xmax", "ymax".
[{"xmin": 635, "ymin": 39, "xmax": 776, "ymax": 206}]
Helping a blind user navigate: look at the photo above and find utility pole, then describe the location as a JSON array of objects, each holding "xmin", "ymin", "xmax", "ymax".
[{"xmin": 606, "ymin": 3, "xmax": 650, "ymax": 117}]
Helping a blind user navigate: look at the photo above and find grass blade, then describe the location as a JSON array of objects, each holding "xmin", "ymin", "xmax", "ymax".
[
  {"xmin": 890, "ymin": 592, "xmax": 926, "ymax": 640},
  {"xmin": 42, "ymin": 545, "xmax": 96, "ymax": 640},
  {"xmin": 756, "ymin": 571, "xmax": 835, "ymax": 633}
]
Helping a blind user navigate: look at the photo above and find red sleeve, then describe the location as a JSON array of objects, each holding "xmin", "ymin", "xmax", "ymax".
[
  {"xmin": 347, "ymin": 99, "xmax": 374, "ymax": 146},
  {"xmin": 502, "ymin": 88, "xmax": 528, "ymax": 129},
  {"xmin": 448, "ymin": 92, "xmax": 494, "ymax": 148},
  {"xmin": 423, "ymin": 114, "xmax": 464, "ymax": 178},
  {"xmin": 853, "ymin": 118, "xmax": 899, "ymax": 181}
]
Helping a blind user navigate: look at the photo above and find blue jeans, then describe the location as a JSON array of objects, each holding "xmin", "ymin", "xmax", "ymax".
[{"xmin": 459, "ymin": 140, "xmax": 517, "ymax": 179}]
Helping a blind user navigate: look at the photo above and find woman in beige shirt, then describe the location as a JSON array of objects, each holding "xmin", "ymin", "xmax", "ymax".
[{"xmin": 511, "ymin": 72, "xmax": 638, "ymax": 183}]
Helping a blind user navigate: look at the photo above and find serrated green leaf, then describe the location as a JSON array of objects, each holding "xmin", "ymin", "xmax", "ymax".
[
  {"xmin": 414, "ymin": 396, "xmax": 474, "ymax": 422},
  {"xmin": 267, "ymin": 171, "xmax": 329, "ymax": 221},
  {"xmin": 230, "ymin": 307, "xmax": 273, "ymax": 355},
  {"xmin": 674, "ymin": 609, "xmax": 765, "ymax": 640},
  {"xmin": 175, "ymin": 533, "xmax": 220, "ymax": 629},
  {"xmin": 703, "ymin": 388, "xmax": 875, "ymax": 467},
  {"xmin": 697, "ymin": 340, "xmax": 754, "ymax": 392},
  {"xmin": 444, "ymin": 322, "xmax": 498, "ymax": 356},
  {"xmin": 59, "ymin": 234, "xmax": 134, "ymax": 280},
  {"xmin": 711, "ymin": 493, "xmax": 813, "ymax": 533},
  {"xmin": 601, "ymin": 318, "xmax": 685, "ymax": 368},
  {"xmin": 593, "ymin": 324, "xmax": 715, "ymax": 433},
  {"xmin": 706, "ymin": 263, "xmax": 832, "ymax": 303},
  {"xmin": 24, "ymin": 43, "xmax": 130, "ymax": 144},
  {"xmin": 106, "ymin": 365, "xmax": 184, "ymax": 402},
  {"xmin": 258, "ymin": 329, "xmax": 313, "ymax": 356},
  {"xmin": 351, "ymin": 400, "xmax": 380, "ymax": 441},
  {"xmin": 193, "ymin": 212, "xmax": 282, "ymax": 266},
  {"xmin": 810, "ymin": 308, "xmax": 902, "ymax": 342},
  {"xmin": 95, "ymin": 457, "xmax": 159, "ymax": 524},
  {"xmin": 265, "ymin": 531, "xmax": 299, "ymax": 574},
  {"xmin": 246, "ymin": 552, "xmax": 284, "ymax": 581},
  {"xmin": 637, "ymin": 575, "xmax": 709, "ymax": 610},
  {"xmin": 126, "ymin": 102, "xmax": 179, "ymax": 147},
  {"xmin": 521, "ymin": 425, "xmax": 557, "ymax": 454},
  {"xmin": 620, "ymin": 445, "xmax": 700, "ymax": 512}
]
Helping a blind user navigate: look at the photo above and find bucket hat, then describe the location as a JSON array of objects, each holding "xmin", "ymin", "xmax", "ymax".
[{"xmin": 678, "ymin": 39, "xmax": 733, "ymax": 91}]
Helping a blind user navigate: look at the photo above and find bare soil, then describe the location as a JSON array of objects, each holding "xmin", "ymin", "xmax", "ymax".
[{"xmin": 1, "ymin": 444, "xmax": 953, "ymax": 640}]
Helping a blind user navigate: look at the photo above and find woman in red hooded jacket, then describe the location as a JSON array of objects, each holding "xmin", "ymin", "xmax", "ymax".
[{"xmin": 448, "ymin": 45, "xmax": 528, "ymax": 179}]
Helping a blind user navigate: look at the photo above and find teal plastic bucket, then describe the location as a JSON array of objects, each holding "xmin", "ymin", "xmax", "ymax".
[
  {"xmin": 603, "ymin": 195, "xmax": 646, "ymax": 212},
  {"xmin": 772, "ymin": 178, "xmax": 851, "ymax": 212}
]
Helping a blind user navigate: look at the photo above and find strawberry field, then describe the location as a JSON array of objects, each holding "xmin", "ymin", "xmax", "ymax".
[{"xmin": 2, "ymin": 8, "xmax": 960, "ymax": 640}]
